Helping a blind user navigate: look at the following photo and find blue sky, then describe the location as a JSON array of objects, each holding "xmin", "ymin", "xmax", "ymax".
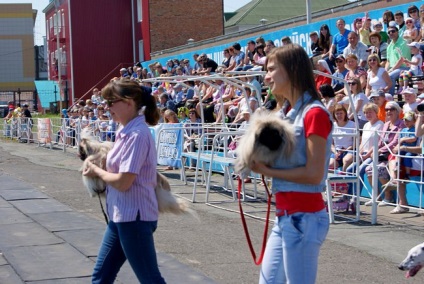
[{"xmin": 0, "ymin": 0, "xmax": 251, "ymax": 46}]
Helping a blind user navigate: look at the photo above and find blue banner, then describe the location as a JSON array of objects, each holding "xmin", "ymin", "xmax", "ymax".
[
  {"xmin": 155, "ymin": 124, "xmax": 184, "ymax": 168},
  {"xmin": 142, "ymin": 2, "xmax": 422, "ymax": 68}
]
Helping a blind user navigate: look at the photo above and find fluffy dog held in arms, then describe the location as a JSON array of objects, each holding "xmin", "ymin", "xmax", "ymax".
[{"xmin": 79, "ymin": 128, "xmax": 191, "ymax": 215}]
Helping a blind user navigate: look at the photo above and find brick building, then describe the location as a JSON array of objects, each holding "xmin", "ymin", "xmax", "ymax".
[{"xmin": 42, "ymin": 0, "xmax": 224, "ymax": 106}]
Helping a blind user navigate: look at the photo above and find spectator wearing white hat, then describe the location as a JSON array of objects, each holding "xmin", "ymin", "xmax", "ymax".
[
  {"xmin": 398, "ymin": 42, "xmax": 423, "ymax": 94},
  {"xmin": 403, "ymin": 17, "xmax": 418, "ymax": 43},
  {"xmin": 401, "ymin": 87, "xmax": 419, "ymax": 113},
  {"xmin": 119, "ymin": 67, "xmax": 128, "ymax": 79}
]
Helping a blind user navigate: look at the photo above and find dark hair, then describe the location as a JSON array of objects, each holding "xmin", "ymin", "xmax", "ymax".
[
  {"xmin": 383, "ymin": 10, "xmax": 394, "ymax": 25},
  {"xmin": 408, "ymin": 5, "xmax": 419, "ymax": 16},
  {"xmin": 102, "ymin": 80, "xmax": 159, "ymax": 125},
  {"xmin": 318, "ymin": 24, "xmax": 331, "ymax": 51},
  {"xmin": 394, "ymin": 10, "xmax": 404, "ymax": 17},
  {"xmin": 319, "ymin": 84, "xmax": 335, "ymax": 99},
  {"xmin": 233, "ymin": 43, "xmax": 241, "ymax": 51},
  {"xmin": 265, "ymin": 40, "xmax": 275, "ymax": 47},
  {"xmin": 265, "ymin": 44, "xmax": 321, "ymax": 102}
]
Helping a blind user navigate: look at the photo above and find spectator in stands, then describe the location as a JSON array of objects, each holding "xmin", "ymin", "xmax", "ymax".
[
  {"xmin": 223, "ymin": 47, "xmax": 236, "ymax": 72},
  {"xmin": 192, "ymin": 53, "xmax": 202, "ymax": 74},
  {"xmin": 314, "ymin": 60, "xmax": 332, "ymax": 91},
  {"xmin": 281, "ymin": 36, "xmax": 292, "ymax": 46},
  {"xmin": 221, "ymin": 48, "xmax": 231, "ymax": 68},
  {"xmin": 264, "ymin": 40, "xmax": 275, "ymax": 54},
  {"xmin": 310, "ymin": 31, "xmax": 323, "ymax": 58},
  {"xmin": 232, "ymin": 43, "xmax": 246, "ymax": 71},
  {"xmin": 396, "ymin": 111, "xmax": 418, "ymax": 178},
  {"xmin": 383, "ymin": 10, "xmax": 395, "ymax": 30},
  {"xmin": 359, "ymin": 15, "xmax": 372, "ymax": 46},
  {"xmin": 346, "ymin": 77, "xmax": 369, "ymax": 129},
  {"xmin": 365, "ymin": 53, "xmax": 392, "ymax": 97},
  {"xmin": 385, "ymin": 26, "xmax": 411, "ymax": 95},
  {"xmin": 329, "ymin": 105, "xmax": 356, "ymax": 172},
  {"xmin": 345, "ymin": 54, "xmax": 367, "ymax": 90},
  {"xmin": 398, "ymin": 42, "xmax": 423, "ymax": 93},
  {"xmin": 243, "ymin": 40, "xmax": 256, "ymax": 69},
  {"xmin": 369, "ymin": 90, "xmax": 388, "ymax": 122},
  {"xmin": 408, "ymin": 5, "xmax": 421, "ymax": 37},
  {"xmin": 332, "ymin": 55, "xmax": 348, "ymax": 92},
  {"xmin": 172, "ymin": 83, "xmax": 186, "ymax": 108},
  {"xmin": 372, "ymin": 20, "xmax": 389, "ymax": 43},
  {"xmin": 249, "ymin": 44, "xmax": 266, "ymax": 70},
  {"xmin": 119, "ymin": 68, "xmax": 128, "ymax": 79},
  {"xmin": 163, "ymin": 109, "xmax": 179, "ymax": 124},
  {"xmin": 214, "ymin": 83, "xmax": 237, "ymax": 123},
  {"xmin": 365, "ymin": 101, "xmax": 405, "ymax": 207},
  {"xmin": 231, "ymin": 86, "xmax": 258, "ymax": 124},
  {"xmin": 419, "ymin": 4, "xmax": 424, "ymax": 42},
  {"xmin": 394, "ymin": 10, "xmax": 407, "ymax": 37},
  {"xmin": 197, "ymin": 54, "xmax": 218, "ymax": 75},
  {"xmin": 246, "ymin": 75, "xmax": 262, "ymax": 100},
  {"xmin": 403, "ymin": 17, "xmax": 419, "ymax": 43},
  {"xmin": 182, "ymin": 59, "xmax": 192, "ymax": 75},
  {"xmin": 319, "ymin": 24, "xmax": 333, "ymax": 60},
  {"xmin": 346, "ymin": 102, "xmax": 384, "ymax": 183},
  {"xmin": 329, "ymin": 19, "xmax": 351, "ymax": 62},
  {"xmin": 402, "ymin": 87, "xmax": 419, "ymax": 113},
  {"xmin": 91, "ymin": 88, "xmax": 102, "ymax": 104},
  {"xmin": 320, "ymin": 84, "xmax": 336, "ymax": 114},
  {"xmin": 353, "ymin": 17, "xmax": 362, "ymax": 34},
  {"xmin": 158, "ymin": 93, "xmax": 176, "ymax": 113},
  {"xmin": 183, "ymin": 108, "xmax": 202, "ymax": 168},
  {"xmin": 343, "ymin": 32, "xmax": 369, "ymax": 68},
  {"xmin": 368, "ymin": 32, "xmax": 388, "ymax": 67}
]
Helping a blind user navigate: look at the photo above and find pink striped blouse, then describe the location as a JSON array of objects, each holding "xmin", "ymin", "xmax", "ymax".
[{"xmin": 106, "ymin": 115, "xmax": 158, "ymax": 222}]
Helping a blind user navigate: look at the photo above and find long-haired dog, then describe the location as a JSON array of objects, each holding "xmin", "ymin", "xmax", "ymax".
[
  {"xmin": 235, "ymin": 109, "xmax": 296, "ymax": 175},
  {"xmin": 79, "ymin": 129, "xmax": 190, "ymax": 215},
  {"xmin": 399, "ymin": 242, "xmax": 424, "ymax": 278}
]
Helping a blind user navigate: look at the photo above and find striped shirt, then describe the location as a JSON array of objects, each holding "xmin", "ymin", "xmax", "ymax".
[{"xmin": 106, "ymin": 115, "xmax": 158, "ymax": 222}]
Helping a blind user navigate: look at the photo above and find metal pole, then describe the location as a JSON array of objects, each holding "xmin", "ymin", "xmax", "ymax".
[
  {"xmin": 55, "ymin": 0, "xmax": 62, "ymax": 113},
  {"xmin": 18, "ymin": 88, "xmax": 21, "ymax": 105},
  {"xmin": 306, "ymin": 0, "xmax": 311, "ymax": 24}
]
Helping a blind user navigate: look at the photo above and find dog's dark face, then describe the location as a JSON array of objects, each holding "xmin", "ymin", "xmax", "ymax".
[
  {"xmin": 256, "ymin": 124, "xmax": 283, "ymax": 151},
  {"xmin": 78, "ymin": 140, "xmax": 90, "ymax": 161}
]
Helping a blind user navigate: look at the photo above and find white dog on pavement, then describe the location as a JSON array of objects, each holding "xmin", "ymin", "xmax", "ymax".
[{"xmin": 399, "ymin": 242, "xmax": 424, "ymax": 278}]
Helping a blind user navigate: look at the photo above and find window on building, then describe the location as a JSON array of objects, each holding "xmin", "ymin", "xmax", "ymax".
[
  {"xmin": 138, "ymin": 40, "xmax": 144, "ymax": 62},
  {"xmin": 137, "ymin": 0, "xmax": 142, "ymax": 22}
]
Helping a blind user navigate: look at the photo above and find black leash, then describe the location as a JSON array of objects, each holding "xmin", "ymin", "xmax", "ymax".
[{"xmin": 97, "ymin": 193, "xmax": 109, "ymax": 224}]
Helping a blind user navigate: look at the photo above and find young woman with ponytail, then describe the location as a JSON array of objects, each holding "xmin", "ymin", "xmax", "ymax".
[{"xmin": 83, "ymin": 79, "xmax": 165, "ymax": 283}]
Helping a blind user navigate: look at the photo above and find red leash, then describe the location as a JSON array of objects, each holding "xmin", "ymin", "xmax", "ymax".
[{"xmin": 238, "ymin": 175, "xmax": 272, "ymax": 265}]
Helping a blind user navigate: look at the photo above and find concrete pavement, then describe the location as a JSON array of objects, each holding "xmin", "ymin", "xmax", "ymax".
[{"xmin": 1, "ymin": 139, "xmax": 424, "ymax": 283}]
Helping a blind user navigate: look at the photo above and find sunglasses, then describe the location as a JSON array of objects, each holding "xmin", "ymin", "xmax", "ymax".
[
  {"xmin": 368, "ymin": 58, "xmax": 377, "ymax": 62},
  {"xmin": 385, "ymin": 108, "xmax": 396, "ymax": 111},
  {"xmin": 336, "ymin": 60, "xmax": 344, "ymax": 63},
  {"xmin": 106, "ymin": 99, "xmax": 123, "ymax": 107},
  {"xmin": 410, "ymin": 9, "xmax": 418, "ymax": 13},
  {"xmin": 348, "ymin": 82, "xmax": 357, "ymax": 85},
  {"xmin": 388, "ymin": 30, "xmax": 397, "ymax": 34},
  {"xmin": 374, "ymin": 24, "xmax": 382, "ymax": 28},
  {"xmin": 406, "ymin": 21, "xmax": 414, "ymax": 24}
]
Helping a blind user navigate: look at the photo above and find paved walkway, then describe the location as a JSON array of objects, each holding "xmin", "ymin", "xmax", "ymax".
[
  {"xmin": 1, "ymin": 140, "xmax": 424, "ymax": 283},
  {"xmin": 0, "ymin": 172, "xmax": 216, "ymax": 284}
]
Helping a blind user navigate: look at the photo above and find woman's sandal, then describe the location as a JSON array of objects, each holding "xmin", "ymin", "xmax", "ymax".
[{"xmin": 390, "ymin": 206, "xmax": 409, "ymax": 214}]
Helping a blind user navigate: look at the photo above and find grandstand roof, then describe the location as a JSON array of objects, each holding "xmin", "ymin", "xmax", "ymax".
[{"xmin": 225, "ymin": 0, "xmax": 355, "ymax": 27}]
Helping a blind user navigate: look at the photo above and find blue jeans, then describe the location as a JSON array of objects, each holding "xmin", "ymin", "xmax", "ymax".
[
  {"xmin": 259, "ymin": 209, "xmax": 329, "ymax": 284},
  {"xmin": 92, "ymin": 219, "xmax": 166, "ymax": 284},
  {"xmin": 346, "ymin": 157, "xmax": 373, "ymax": 195}
]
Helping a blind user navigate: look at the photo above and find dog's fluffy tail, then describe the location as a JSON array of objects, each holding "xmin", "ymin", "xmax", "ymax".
[{"xmin": 155, "ymin": 187, "xmax": 198, "ymax": 219}]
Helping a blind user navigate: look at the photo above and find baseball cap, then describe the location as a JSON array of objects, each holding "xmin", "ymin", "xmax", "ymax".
[
  {"xmin": 369, "ymin": 90, "xmax": 385, "ymax": 99},
  {"xmin": 407, "ymin": 42, "xmax": 421, "ymax": 49},
  {"xmin": 401, "ymin": 87, "xmax": 417, "ymax": 95}
]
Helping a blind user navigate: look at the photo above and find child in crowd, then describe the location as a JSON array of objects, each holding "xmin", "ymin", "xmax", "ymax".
[
  {"xmin": 398, "ymin": 111, "xmax": 418, "ymax": 179},
  {"xmin": 403, "ymin": 17, "xmax": 418, "ymax": 43},
  {"xmin": 398, "ymin": 42, "xmax": 423, "ymax": 93}
]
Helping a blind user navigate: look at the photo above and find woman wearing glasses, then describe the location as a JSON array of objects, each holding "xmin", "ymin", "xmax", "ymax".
[
  {"xmin": 83, "ymin": 80, "xmax": 166, "ymax": 284},
  {"xmin": 365, "ymin": 53, "xmax": 392, "ymax": 97},
  {"xmin": 364, "ymin": 101, "xmax": 405, "ymax": 206},
  {"xmin": 346, "ymin": 77, "xmax": 369, "ymax": 129},
  {"xmin": 344, "ymin": 54, "xmax": 367, "ymax": 90}
]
